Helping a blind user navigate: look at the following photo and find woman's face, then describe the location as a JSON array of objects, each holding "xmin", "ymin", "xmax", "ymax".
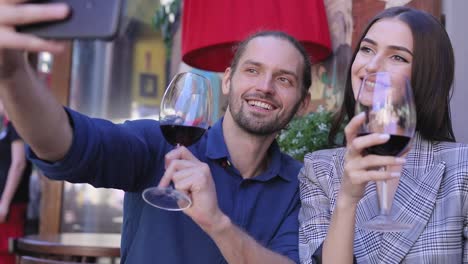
[{"xmin": 351, "ymin": 18, "xmax": 414, "ymax": 98}]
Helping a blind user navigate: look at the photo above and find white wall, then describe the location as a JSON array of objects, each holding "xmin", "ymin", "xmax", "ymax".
[{"xmin": 443, "ymin": 0, "xmax": 468, "ymax": 143}]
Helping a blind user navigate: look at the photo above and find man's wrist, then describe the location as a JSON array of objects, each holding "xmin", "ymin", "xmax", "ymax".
[{"xmin": 205, "ymin": 212, "xmax": 232, "ymax": 237}]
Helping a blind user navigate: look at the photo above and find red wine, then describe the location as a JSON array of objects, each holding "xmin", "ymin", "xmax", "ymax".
[
  {"xmin": 358, "ymin": 133, "xmax": 411, "ymax": 156},
  {"xmin": 160, "ymin": 124, "xmax": 206, "ymax": 146}
]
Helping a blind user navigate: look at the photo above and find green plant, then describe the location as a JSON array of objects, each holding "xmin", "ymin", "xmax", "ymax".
[
  {"xmin": 153, "ymin": 0, "xmax": 181, "ymax": 57},
  {"xmin": 277, "ymin": 106, "xmax": 343, "ymax": 161}
]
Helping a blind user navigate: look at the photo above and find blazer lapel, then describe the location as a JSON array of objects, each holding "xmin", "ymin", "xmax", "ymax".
[{"xmin": 377, "ymin": 134, "xmax": 446, "ymax": 263}]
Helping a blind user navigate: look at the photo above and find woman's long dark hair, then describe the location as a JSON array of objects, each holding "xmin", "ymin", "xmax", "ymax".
[{"xmin": 329, "ymin": 6, "xmax": 455, "ymax": 145}]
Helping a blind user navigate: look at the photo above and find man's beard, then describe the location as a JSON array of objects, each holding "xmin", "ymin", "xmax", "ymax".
[{"xmin": 228, "ymin": 83, "xmax": 301, "ymax": 136}]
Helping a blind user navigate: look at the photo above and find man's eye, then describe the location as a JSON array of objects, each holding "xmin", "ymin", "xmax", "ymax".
[
  {"xmin": 278, "ymin": 77, "xmax": 292, "ymax": 85},
  {"xmin": 246, "ymin": 68, "xmax": 258, "ymax": 74}
]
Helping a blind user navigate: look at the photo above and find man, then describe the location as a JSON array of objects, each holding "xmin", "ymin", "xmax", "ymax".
[{"xmin": 0, "ymin": 2, "xmax": 311, "ymax": 263}]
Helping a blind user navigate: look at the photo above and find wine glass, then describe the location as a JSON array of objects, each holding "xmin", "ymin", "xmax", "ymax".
[
  {"xmin": 356, "ymin": 71, "xmax": 416, "ymax": 232},
  {"xmin": 142, "ymin": 72, "xmax": 213, "ymax": 211}
]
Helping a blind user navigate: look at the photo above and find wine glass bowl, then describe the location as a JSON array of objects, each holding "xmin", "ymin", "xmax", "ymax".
[
  {"xmin": 142, "ymin": 72, "xmax": 213, "ymax": 211},
  {"xmin": 356, "ymin": 72, "xmax": 416, "ymax": 232}
]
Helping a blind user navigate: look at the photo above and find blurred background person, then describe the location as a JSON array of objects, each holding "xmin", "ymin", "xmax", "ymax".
[{"xmin": 0, "ymin": 98, "xmax": 32, "ymax": 264}]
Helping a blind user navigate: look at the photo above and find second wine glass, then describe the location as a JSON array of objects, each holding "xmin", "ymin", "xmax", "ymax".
[
  {"xmin": 356, "ymin": 71, "xmax": 416, "ymax": 232},
  {"xmin": 142, "ymin": 72, "xmax": 213, "ymax": 211}
]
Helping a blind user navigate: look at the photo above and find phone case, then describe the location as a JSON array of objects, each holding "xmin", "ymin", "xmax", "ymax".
[{"xmin": 17, "ymin": 0, "xmax": 123, "ymax": 40}]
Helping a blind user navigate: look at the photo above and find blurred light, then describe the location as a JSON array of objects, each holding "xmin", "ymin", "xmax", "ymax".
[
  {"xmin": 160, "ymin": 0, "xmax": 174, "ymax": 6},
  {"xmin": 40, "ymin": 64, "xmax": 50, "ymax": 73},
  {"xmin": 38, "ymin": 52, "xmax": 53, "ymax": 73},
  {"xmin": 39, "ymin": 52, "xmax": 52, "ymax": 63}
]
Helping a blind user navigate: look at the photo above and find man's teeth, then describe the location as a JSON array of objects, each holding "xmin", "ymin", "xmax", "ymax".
[{"xmin": 249, "ymin": 100, "xmax": 273, "ymax": 110}]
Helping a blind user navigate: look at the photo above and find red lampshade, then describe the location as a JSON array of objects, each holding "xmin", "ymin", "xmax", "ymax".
[{"xmin": 182, "ymin": 0, "xmax": 332, "ymax": 72}]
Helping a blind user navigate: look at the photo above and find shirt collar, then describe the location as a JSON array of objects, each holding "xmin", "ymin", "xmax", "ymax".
[{"xmin": 205, "ymin": 118, "xmax": 292, "ymax": 182}]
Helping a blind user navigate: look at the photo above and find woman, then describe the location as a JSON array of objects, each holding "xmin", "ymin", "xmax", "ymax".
[
  {"xmin": 299, "ymin": 6, "xmax": 466, "ymax": 263},
  {"xmin": 0, "ymin": 99, "xmax": 32, "ymax": 264}
]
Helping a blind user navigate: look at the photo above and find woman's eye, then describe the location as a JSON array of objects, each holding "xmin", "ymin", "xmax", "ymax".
[
  {"xmin": 359, "ymin": 46, "xmax": 373, "ymax": 54},
  {"xmin": 391, "ymin": 55, "xmax": 409, "ymax": 63}
]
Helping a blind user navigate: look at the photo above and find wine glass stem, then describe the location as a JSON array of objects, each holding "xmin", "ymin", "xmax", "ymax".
[
  {"xmin": 377, "ymin": 167, "xmax": 392, "ymax": 216},
  {"xmin": 379, "ymin": 180, "xmax": 390, "ymax": 215}
]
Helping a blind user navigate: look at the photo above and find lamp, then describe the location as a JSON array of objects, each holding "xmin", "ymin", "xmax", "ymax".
[{"xmin": 182, "ymin": 0, "xmax": 332, "ymax": 72}]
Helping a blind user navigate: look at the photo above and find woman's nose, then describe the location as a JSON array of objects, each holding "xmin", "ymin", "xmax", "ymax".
[{"xmin": 365, "ymin": 56, "xmax": 383, "ymax": 73}]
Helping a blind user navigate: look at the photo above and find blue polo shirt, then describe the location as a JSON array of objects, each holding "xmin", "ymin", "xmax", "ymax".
[{"xmin": 28, "ymin": 108, "xmax": 301, "ymax": 263}]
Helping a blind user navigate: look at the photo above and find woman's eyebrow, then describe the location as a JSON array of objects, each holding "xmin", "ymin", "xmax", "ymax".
[{"xmin": 361, "ymin": 38, "xmax": 413, "ymax": 56}]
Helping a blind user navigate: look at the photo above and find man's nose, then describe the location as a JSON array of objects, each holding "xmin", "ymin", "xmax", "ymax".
[{"xmin": 256, "ymin": 75, "xmax": 275, "ymax": 93}]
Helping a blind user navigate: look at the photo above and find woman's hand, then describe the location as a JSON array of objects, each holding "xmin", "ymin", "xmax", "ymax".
[{"xmin": 340, "ymin": 113, "xmax": 406, "ymax": 205}]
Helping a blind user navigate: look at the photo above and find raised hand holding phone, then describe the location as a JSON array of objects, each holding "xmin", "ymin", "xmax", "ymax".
[
  {"xmin": 16, "ymin": 0, "xmax": 123, "ymax": 40},
  {"xmin": 0, "ymin": 2, "xmax": 69, "ymax": 57}
]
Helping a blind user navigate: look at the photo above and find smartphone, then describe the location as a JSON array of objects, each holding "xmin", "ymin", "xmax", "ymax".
[{"xmin": 17, "ymin": 0, "xmax": 123, "ymax": 40}]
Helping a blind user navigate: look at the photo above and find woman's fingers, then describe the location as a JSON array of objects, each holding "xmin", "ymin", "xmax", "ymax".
[
  {"xmin": 349, "ymin": 133, "xmax": 389, "ymax": 154},
  {"xmin": 347, "ymin": 168, "xmax": 401, "ymax": 184},
  {"xmin": 344, "ymin": 112, "xmax": 366, "ymax": 144},
  {"xmin": 346, "ymin": 132, "xmax": 391, "ymax": 158},
  {"xmin": 356, "ymin": 155, "xmax": 405, "ymax": 170},
  {"xmin": 344, "ymin": 155, "xmax": 405, "ymax": 186}
]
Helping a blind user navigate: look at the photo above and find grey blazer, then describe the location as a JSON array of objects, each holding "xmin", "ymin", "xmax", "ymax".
[{"xmin": 299, "ymin": 133, "xmax": 468, "ymax": 263}]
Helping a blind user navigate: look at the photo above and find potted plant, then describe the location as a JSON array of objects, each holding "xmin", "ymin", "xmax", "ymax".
[{"xmin": 277, "ymin": 106, "xmax": 344, "ymax": 161}]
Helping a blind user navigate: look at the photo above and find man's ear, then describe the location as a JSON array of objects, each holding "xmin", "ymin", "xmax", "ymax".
[
  {"xmin": 222, "ymin": 68, "xmax": 232, "ymax": 96},
  {"xmin": 296, "ymin": 91, "xmax": 311, "ymax": 117}
]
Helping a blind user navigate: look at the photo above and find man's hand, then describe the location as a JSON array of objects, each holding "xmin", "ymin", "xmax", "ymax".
[
  {"xmin": 0, "ymin": 0, "xmax": 69, "ymax": 52},
  {"xmin": 158, "ymin": 146, "xmax": 225, "ymax": 233},
  {"xmin": 0, "ymin": 0, "xmax": 70, "ymax": 79},
  {"xmin": 159, "ymin": 147, "xmax": 294, "ymax": 263}
]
